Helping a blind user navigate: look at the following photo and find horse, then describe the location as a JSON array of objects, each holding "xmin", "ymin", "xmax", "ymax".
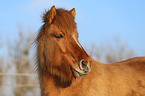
[{"xmin": 35, "ymin": 6, "xmax": 145, "ymax": 96}]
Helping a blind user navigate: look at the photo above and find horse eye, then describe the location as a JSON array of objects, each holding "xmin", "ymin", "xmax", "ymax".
[{"xmin": 55, "ymin": 34, "xmax": 63, "ymax": 39}]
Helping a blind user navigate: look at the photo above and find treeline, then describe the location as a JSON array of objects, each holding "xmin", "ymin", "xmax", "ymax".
[
  {"xmin": 0, "ymin": 28, "xmax": 40, "ymax": 96},
  {"xmin": 85, "ymin": 37, "xmax": 136, "ymax": 64}
]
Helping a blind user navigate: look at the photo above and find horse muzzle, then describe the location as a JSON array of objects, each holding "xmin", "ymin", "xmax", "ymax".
[{"xmin": 72, "ymin": 59, "xmax": 92, "ymax": 77}]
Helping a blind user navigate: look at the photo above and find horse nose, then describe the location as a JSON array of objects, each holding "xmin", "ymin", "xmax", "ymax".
[
  {"xmin": 81, "ymin": 60, "xmax": 87, "ymax": 68},
  {"xmin": 79, "ymin": 59, "xmax": 90, "ymax": 72}
]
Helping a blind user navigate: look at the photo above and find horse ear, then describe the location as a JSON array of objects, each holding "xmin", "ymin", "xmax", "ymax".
[
  {"xmin": 47, "ymin": 5, "xmax": 56, "ymax": 24},
  {"xmin": 70, "ymin": 8, "xmax": 75, "ymax": 18}
]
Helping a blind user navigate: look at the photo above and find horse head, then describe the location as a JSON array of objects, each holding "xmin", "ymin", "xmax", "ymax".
[{"xmin": 36, "ymin": 6, "xmax": 92, "ymax": 87}]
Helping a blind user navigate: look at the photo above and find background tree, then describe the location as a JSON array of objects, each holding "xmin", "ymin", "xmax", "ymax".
[
  {"xmin": 0, "ymin": 33, "xmax": 4, "ymax": 96},
  {"xmin": 7, "ymin": 26, "xmax": 40, "ymax": 96},
  {"xmin": 85, "ymin": 38, "xmax": 136, "ymax": 64},
  {"xmin": 0, "ymin": 57, "xmax": 4, "ymax": 96}
]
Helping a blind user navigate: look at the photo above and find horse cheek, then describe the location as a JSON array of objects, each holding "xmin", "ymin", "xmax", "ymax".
[{"xmin": 57, "ymin": 40, "xmax": 66, "ymax": 53}]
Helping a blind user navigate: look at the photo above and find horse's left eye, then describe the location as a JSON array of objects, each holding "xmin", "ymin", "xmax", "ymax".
[{"xmin": 55, "ymin": 34, "xmax": 64, "ymax": 39}]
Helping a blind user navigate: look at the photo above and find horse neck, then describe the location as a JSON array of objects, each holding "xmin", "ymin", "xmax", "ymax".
[
  {"xmin": 38, "ymin": 61, "xmax": 104, "ymax": 96},
  {"xmin": 39, "ymin": 71, "xmax": 61, "ymax": 96}
]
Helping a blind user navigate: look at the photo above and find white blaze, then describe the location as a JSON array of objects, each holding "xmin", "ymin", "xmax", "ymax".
[{"xmin": 73, "ymin": 36, "xmax": 82, "ymax": 49}]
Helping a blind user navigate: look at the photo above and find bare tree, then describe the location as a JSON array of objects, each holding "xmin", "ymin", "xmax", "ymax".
[
  {"xmin": 0, "ymin": 57, "xmax": 4, "ymax": 96},
  {"xmin": 85, "ymin": 37, "xmax": 136, "ymax": 64},
  {"xmin": 0, "ymin": 33, "xmax": 4, "ymax": 96},
  {"xmin": 7, "ymin": 26, "xmax": 40, "ymax": 96}
]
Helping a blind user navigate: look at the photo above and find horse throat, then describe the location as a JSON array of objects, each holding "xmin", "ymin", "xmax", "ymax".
[{"xmin": 39, "ymin": 69, "xmax": 72, "ymax": 96}]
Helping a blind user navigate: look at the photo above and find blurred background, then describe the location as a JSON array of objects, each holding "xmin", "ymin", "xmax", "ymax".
[{"xmin": 0, "ymin": 0, "xmax": 145, "ymax": 96}]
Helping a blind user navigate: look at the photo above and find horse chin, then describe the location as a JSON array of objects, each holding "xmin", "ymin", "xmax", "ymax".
[{"xmin": 72, "ymin": 67, "xmax": 91, "ymax": 78}]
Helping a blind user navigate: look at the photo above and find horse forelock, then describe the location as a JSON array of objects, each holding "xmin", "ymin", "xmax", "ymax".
[{"xmin": 43, "ymin": 8, "xmax": 77, "ymax": 35}]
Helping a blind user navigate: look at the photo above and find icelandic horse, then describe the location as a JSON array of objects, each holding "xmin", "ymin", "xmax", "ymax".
[{"xmin": 35, "ymin": 6, "xmax": 145, "ymax": 96}]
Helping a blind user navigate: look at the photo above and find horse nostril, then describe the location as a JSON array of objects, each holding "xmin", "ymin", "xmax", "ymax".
[{"xmin": 80, "ymin": 60, "xmax": 87, "ymax": 69}]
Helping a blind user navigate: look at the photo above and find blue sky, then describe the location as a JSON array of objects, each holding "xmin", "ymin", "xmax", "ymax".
[{"xmin": 0, "ymin": 0, "xmax": 145, "ymax": 56}]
